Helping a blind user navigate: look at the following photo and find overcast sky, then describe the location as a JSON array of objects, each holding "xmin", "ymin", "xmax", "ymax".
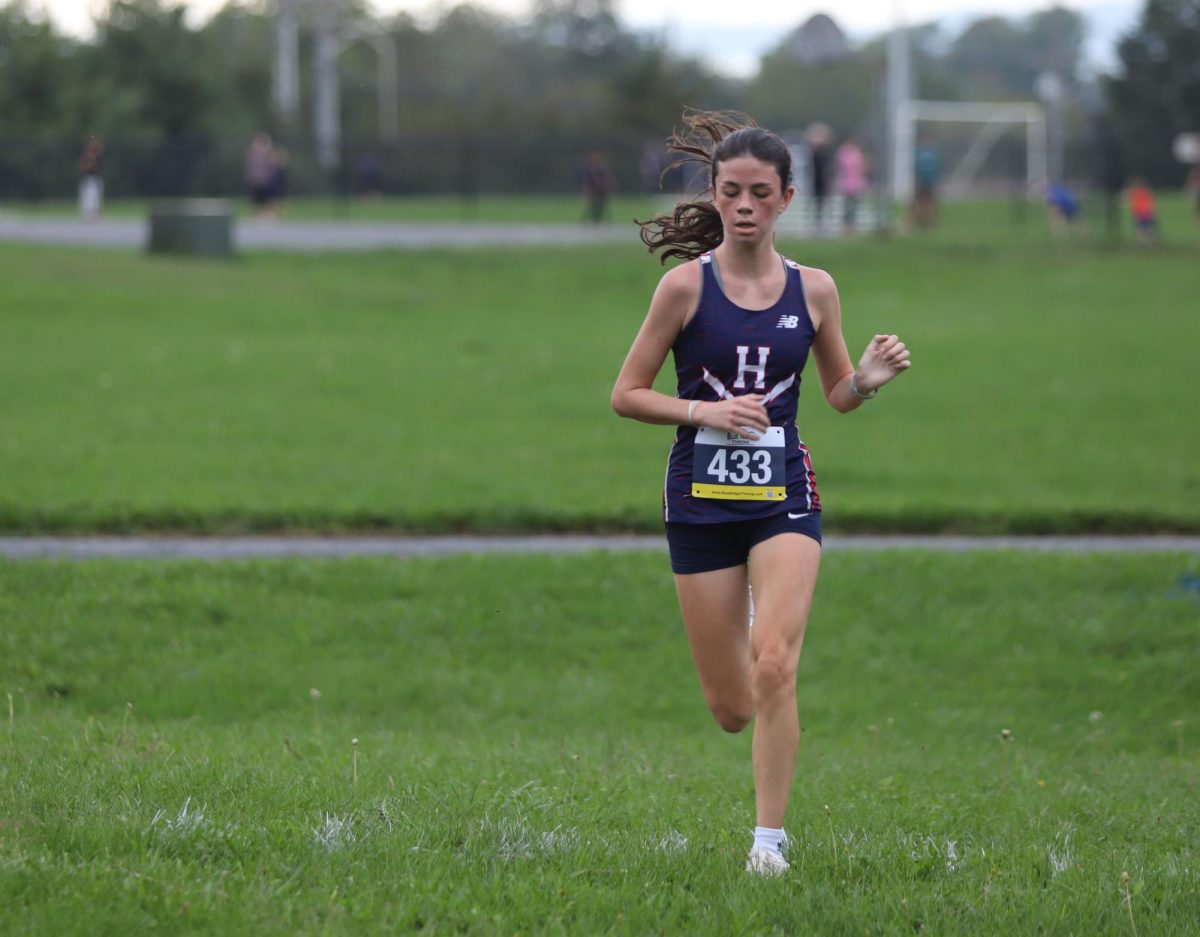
[{"xmin": 40, "ymin": 0, "xmax": 1140, "ymax": 77}]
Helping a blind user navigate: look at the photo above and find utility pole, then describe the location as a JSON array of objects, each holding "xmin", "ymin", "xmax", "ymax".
[
  {"xmin": 886, "ymin": 0, "xmax": 912, "ymax": 207},
  {"xmin": 1035, "ymin": 70, "xmax": 1065, "ymax": 185},
  {"xmin": 313, "ymin": 1, "xmax": 341, "ymax": 172},
  {"xmin": 278, "ymin": 0, "xmax": 399, "ymax": 171},
  {"xmin": 272, "ymin": 0, "xmax": 300, "ymax": 126}
]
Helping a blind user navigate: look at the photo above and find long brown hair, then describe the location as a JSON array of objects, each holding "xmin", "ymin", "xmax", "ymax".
[{"xmin": 636, "ymin": 111, "xmax": 793, "ymax": 264}]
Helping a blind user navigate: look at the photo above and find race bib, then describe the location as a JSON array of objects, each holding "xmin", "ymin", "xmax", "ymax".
[{"xmin": 692, "ymin": 426, "xmax": 787, "ymax": 501}]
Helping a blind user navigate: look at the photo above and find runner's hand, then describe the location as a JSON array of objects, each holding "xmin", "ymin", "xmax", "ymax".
[
  {"xmin": 694, "ymin": 395, "xmax": 770, "ymax": 438},
  {"xmin": 855, "ymin": 334, "xmax": 911, "ymax": 393}
]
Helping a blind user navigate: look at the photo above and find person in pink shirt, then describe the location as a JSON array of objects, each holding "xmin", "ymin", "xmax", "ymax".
[{"xmin": 835, "ymin": 134, "xmax": 868, "ymax": 233}]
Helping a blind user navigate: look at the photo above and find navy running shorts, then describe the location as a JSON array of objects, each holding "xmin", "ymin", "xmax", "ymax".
[{"xmin": 665, "ymin": 511, "xmax": 822, "ymax": 574}]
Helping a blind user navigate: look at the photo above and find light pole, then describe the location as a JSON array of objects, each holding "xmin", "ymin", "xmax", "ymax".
[
  {"xmin": 1035, "ymin": 70, "xmax": 1064, "ymax": 185},
  {"xmin": 313, "ymin": 1, "xmax": 341, "ymax": 173},
  {"xmin": 274, "ymin": 1, "xmax": 400, "ymax": 172},
  {"xmin": 885, "ymin": 0, "xmax": 912, "ymax": 216},
  {"xmin": 272, "ymin": 0, "xmax": 300, "ymax": 127}
]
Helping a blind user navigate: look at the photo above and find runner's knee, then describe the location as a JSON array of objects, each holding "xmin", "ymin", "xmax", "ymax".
[{"xmin": 751, "ymin": 646, "xmax": 797, "ymax": 701}]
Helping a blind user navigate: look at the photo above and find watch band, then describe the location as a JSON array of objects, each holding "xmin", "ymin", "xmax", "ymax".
[{"xmin": 849, "ymin": 373, "xmax": 878, "ymax": 399}]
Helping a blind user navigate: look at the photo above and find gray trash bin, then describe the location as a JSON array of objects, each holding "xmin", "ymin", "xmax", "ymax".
[{"xmin": 147, "ymin": 199, "xmax": 235, "ymax": 257}]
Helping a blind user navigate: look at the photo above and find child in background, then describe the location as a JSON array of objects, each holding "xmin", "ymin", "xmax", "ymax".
[
  {"xmin": 1126, "ymin": 178, "xmax": 1158, "ymax": 246},
  {"xmin": 1044, "ymin": 183, "xmax": 1081, "ymax": 238},
  {"xmin": 835, "ymin": 134, "xmax": 868, "ymax": 234},
  {"xmin": 78, "ymin": 133, "xmax": 104, "ymax": 220}
]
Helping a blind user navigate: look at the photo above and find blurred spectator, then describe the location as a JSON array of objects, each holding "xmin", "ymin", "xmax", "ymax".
[
  {"xmin": 908, "ymin": 136, "xmax": 943, "ymax": 231},
  {"xmin": 78, "ymin": 133, "xmax": 104, "ymax": 220},
  {"xmin": 580, "ymin": 149, "xmax": 616, "ymax": 223},
  {"xmin": 1044, "ymin": 182, "xmax": 1081, "ymax": 238},
  {"xmin": 1186, "ymin": 165, "xmax": 1200, "ymax": 233},
  {"xmin": 1126, "ymin": 178, "xmax": 1159, "ymax": 246},
  {"xmin": 835, "ymin": 134, "xmax": 868, "ymax": 233},
  {"xmin": 638, "ymin": 141, "xmax": 659, "ymax": 193},
  {"xmin": 356, "ymin": 151, "xmax": 383, "ymax": 199},
  {"xmin": 245, "ymin": 132, "xmax": 277, "ymax": 219},
  {"xmin": 805, "ymin": 122, "xmax": 832, "ymax": 233}
]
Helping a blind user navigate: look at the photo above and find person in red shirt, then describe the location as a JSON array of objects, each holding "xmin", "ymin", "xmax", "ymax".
[{"xmin": 1126, "ymin": 178, "xmax": 1159, "ymax": 246}]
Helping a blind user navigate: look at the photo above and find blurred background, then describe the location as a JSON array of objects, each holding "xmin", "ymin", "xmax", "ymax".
[{"xmin": 0, "ymin": 0, "xmax": 1196, "ymax": 213}]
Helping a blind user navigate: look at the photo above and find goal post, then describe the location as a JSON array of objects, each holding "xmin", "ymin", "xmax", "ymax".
[{"xmin": 893, "ymin": 100, "xmax": 1048, "ymax": 202}]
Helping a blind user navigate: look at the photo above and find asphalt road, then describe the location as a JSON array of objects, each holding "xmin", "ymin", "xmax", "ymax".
[
  {"xmin": 0, "ymin": 214, "xmax": 636, "ymax": 251},
  {"xmin": 1, "ymin": 535, "xmax": 1197, "ymax": 560}
]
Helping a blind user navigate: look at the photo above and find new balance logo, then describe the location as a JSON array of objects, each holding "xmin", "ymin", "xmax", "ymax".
[{"xmin": 777, "ymin": 315, "xmax": 799, "ymax": 329}]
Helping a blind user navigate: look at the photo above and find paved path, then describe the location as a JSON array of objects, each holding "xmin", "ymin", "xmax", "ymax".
[
  {"xmin": 1, "ymin": 535, "xmax": 1196, "ymax": 560},
  {"xmin": 0, "ymin": 215, "xmax": 636, "ymax": 252}
]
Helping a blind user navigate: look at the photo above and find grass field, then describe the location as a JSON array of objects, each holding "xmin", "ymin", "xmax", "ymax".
[
  {"xmin": 2, "ymin": 550, "xmax": 1198, "ymax": 934},
  {"xmin": 4, "ymin": 193, "xmax": 1196, "ymax": 936},
  {"xmin": 2, "ymin": 200, "xmax": 1198, "ymax": 534},
  {"xmin": 5, "ymin": 191, "xmax": 1199, "ymax": 232},
  {"xmin": 2, "ymin": 194, "xmax": 667, "ymax": 224}
]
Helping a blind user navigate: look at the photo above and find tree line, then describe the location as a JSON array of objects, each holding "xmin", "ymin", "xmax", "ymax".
[{"xmin": 0, "ymin": 0, "xmax": 1193, "ymax": 199}]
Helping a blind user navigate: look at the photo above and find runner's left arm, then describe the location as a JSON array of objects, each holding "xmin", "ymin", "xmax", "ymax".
[{"xmin": 804, "ymin": 267, "xmax": 911, "ymax": 413}]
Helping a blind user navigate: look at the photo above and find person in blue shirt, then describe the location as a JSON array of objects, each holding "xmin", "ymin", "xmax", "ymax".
[
  {"xmin": 1045, "ymin": 182, "xmax": 1081, "ymax": 237},
  {"xmin": 908, "ymin": 137, "xmax": 942, "ymax": 230}
]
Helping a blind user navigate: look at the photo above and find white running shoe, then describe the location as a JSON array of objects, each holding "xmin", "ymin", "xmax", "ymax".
[{"xmin": 745, "ymin": 847, "xmax": 790, "ymax": 877}]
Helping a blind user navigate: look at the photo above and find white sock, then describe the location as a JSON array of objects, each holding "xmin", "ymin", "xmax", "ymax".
[{"xmin": 753, "ymin": 826, "xmax": 786, "ymax": 855}]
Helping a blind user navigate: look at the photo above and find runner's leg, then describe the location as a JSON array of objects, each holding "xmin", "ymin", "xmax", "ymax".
[
  {"xmin": 674, "ymin": 565, "xmax": 754, "ymax": 733},
  {"xmin": 746, "ymin": 533, "xmax": 821, "ymax": 827}
]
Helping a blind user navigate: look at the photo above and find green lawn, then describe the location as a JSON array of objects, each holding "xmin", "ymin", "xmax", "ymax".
[
  {"xmin": 2, "ymin": 550, "xmax": 1198, "ymax": 934},
  {"xmin": 5, "ymin": 191, "xmax": 1199, "ymax": 233},
  {"xmin": 1, "ymin": 194, "xmax": 667, "ymax": 224},
  {"xmin": 1, "ymin": 199, "xmax": 1198, "ymax": 533}
]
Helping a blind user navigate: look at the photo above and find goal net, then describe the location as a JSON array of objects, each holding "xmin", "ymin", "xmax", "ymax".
[{"xmin": 893, "ymin": 100, "xmax": 1048, "ymax": 201}]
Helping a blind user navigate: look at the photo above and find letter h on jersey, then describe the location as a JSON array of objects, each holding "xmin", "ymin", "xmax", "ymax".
[{"xmin": 733, "ymin": 345, "xmax": 770, "ymax": 390}]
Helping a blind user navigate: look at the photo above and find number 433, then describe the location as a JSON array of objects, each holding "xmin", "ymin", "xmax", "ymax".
[{"xmin": 706, "ymin": 448, "xmax": 771, "ymax": 485}]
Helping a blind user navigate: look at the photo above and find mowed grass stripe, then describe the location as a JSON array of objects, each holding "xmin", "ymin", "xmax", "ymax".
[
  {"xmin": 2, "ymin": 199, "xmax": 1199, "ymax": 533},
  {"xmin": 2, "ymin": 550, "xmax": 1198, "ymax": 934}
]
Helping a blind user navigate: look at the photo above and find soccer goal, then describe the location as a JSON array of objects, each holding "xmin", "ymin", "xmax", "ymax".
[{"xmin": 892, "ymin": 100, "xmax": 1048, "ymax": 201}]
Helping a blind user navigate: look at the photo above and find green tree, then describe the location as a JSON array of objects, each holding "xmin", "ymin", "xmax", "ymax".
[
  {"xmin": 944, "ymin": 6, "xmax": 1085, "ymax": 100},
  {"xmin": 199, "ymin": 2, "xmax": 275, "ymax": 141},
  {"xmin": 86, "ymin": 0, "xmax": 218, "ymax": 139},
  {"xmin": 530, "ymin": 0, "xmax": 627, "ymax": 60},
  {"xmin": 1105, "ymin": 0, "xmax": 1200, "ymax": 183},
  {"xmin": 1026, "ymin": 6, "xmax": 1086, "ymax": 81},
  {"xmin": 946, "ymin": 16, "xmax": 1032, "ymax": 99},
  {"xmin": 604, "ymin": 46, "xmax": 719, "ymax": 136},
  {"xmin": 0, "ymin": 2, "xmax": 82, "ymax": 137},
  {"xmin": 0, "ymin": 2, "xmax": 84, "ymax": 198},
  {"xmin": 0, "ymin": 0, "xmax": 730, "ymax": 197},
  {"xmin": 744, "ymin": 49, "xmax": 881, "ymax": 138}
]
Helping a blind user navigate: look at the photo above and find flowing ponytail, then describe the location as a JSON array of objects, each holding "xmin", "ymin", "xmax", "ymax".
[{"xmin": 636, "ymin": 110, "xmax": 793, "ymax": 264}]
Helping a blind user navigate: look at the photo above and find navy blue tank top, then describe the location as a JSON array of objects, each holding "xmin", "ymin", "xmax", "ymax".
[{"xmin": 664, "ymin": 252, "xmax": 821, "ymax": 524}]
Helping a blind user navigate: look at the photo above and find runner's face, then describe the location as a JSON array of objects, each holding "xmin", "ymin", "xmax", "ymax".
[{"xmin": 713, "ymin": 155, "xmax": 793, "ymax": 246}]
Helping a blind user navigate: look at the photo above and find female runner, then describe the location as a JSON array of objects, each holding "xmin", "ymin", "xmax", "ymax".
[{"xmin": 611, "ymin": 112, "xmax": 911, "ymax": 876}]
